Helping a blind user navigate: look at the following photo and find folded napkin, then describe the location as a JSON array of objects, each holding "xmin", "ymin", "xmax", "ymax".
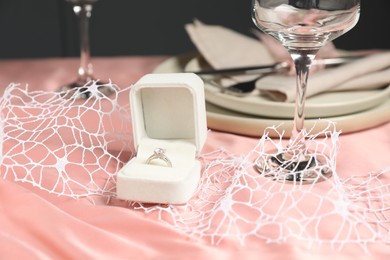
[
  {"xmin": 185, "ymin": 20, "xmax": 274, "ymax": 84},
  {"xmin": 185, "ymin": 20, "xmax": 390, "ymax": 102},
  {"xmin": 256, "ymin": 52, "xmax": 390, "ymax": 101}
]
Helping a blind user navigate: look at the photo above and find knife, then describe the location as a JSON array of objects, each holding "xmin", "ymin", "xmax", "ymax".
[{"xmin": 190, "ymin": 56, "xmax": 361, "ymax": 75}]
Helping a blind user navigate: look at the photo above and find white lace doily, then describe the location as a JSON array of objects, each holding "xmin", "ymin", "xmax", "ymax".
[{"xmin": 0, "ymin": 83, "xmax": 389, "ymax": 252}]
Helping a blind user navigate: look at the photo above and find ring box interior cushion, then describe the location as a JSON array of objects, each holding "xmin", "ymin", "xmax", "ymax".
[{"xmin": 116, "ymin": 73, "xmax": 207, "ymax": 204}]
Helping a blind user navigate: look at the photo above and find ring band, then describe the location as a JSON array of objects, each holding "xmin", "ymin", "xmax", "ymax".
[{"xmin": 145, "ymin": 148, "xmax": 172, "ymax": 167}]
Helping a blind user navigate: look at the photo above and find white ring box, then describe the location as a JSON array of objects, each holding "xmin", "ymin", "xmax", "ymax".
[{"xmin": 116, "ymin": 73, "xmax": 207, "ymax": 204}]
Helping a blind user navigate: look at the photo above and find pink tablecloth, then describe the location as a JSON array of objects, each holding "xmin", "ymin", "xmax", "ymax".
[{"xmin": 0, "ymin": 57, "xmax": 389, "ymax": 259}]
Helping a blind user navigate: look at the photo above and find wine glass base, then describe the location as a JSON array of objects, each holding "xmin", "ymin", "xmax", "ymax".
[
  {"xmin": 254, "ymin": 149, "xmax": 332, "ymax": 184},
  {"xmin": 59, "ymin": 80, "xmax": 115, "ymax": 99}
]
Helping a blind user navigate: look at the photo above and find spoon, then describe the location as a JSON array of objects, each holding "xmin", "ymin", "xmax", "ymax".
[
  {"xmin": 204, "ymin": 64, "xmax": 287, "ymax": 97},
  {"xmin": 204, "ymin": 76, "xmax": 262, "ymax": 97},
  {"xmin": 223, "ymin": 77, "xmax": 263, "ymax": 96}
]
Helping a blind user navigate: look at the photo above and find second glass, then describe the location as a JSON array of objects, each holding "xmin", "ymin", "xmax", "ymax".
[{"xmin": 60, "ymin": 0, "xmax": 114, "ymax": 99}]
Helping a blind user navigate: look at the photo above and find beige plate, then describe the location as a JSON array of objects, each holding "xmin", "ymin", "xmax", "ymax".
[{"xmin": 154, "ymin": 54, "xmax": 390, "ymax": 137}]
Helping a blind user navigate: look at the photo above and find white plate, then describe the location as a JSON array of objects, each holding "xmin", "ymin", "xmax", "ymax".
[
  {"xmin": 184, "ymin": 56, "xmax": 390, "ymax": 119},
  {"xmin": 154, "ymin": 54, "xmax": 390, "ymax": 137}
]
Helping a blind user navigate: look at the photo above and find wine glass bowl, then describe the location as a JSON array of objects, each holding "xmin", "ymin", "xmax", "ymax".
[
  {"xmin": 252, "ymin": 1, "xmax": 360, "ymax": 50},
  {"xmin": 252, "ymin": 0, "xmax": 360, "ymax": 183}
]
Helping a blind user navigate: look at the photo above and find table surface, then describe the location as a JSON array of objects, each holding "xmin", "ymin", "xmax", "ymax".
[{"xmin": 0, "ymin": 56, "xmax": 389, "ymax": 259}]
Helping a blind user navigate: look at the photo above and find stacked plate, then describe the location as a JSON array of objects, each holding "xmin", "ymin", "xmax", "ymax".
[{"xmin": 154, "ymin": 54, "xmax": 390, "ymax": 137}]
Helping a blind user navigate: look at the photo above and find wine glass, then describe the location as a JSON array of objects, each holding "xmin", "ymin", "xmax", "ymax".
[
  {"xmin": 60, "ymin": 0, "xmax": 114, "ymax": 99},
  {"xmin": 252, "ymin": 0, "xmax": 360, "ymax": 182}
]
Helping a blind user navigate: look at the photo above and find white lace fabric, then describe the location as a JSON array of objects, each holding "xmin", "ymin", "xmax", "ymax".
[
  {"xmin": 0, "ymin": 83, "xmax": 133, "ymax": 198},
  {"xmin": 0, "ymin": 83, "xmax": 389, "ymax": 252}
]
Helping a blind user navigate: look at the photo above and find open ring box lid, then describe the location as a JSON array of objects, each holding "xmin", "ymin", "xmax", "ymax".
[{"xmin": 116, "ymin": 73, "xmax": 207, "ymax": 204}]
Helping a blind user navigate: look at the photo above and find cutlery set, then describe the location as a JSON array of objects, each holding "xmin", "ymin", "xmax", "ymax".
[{"xmin": 190, "ymin": 56, "xmax": 362, "ymax": 96}]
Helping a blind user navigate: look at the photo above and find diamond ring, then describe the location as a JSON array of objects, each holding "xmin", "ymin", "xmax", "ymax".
[{"xmin": 145, "ymin": 148, "xmax": 172, "ymax": 167}]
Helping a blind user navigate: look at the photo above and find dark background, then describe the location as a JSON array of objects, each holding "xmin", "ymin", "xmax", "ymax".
[{"xmin": 0, "ymin": 0, "xmax": 389, "ymax": 59}]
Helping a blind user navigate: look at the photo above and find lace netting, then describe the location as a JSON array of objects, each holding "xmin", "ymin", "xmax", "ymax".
[
  {"xmin": 0, "ymin": 83, "xmax": 389, "ymax": 252},
  {"xmin": 0, "ymin": 83, "xmax": 133, "ymax": 198}
]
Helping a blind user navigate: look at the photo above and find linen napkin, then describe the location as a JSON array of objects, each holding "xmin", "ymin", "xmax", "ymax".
[
  {"xmin": 185, "ymin": 20, "xmax": 274, "ymax": 84},
  {"xmin": 255, "ymin": 52, "xmax": 390, "ymax": 101},
  {"xmin": 185, "ymin": 20, "xmax": 390, "ymax": 102}
]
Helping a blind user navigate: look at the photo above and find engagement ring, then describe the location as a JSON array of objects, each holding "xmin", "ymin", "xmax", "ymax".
[{"xmin": 145, "ymin": 148, "xmax": 172, "ymax": 167}]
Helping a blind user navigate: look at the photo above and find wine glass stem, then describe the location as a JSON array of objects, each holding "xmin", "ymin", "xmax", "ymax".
[
  {"xmin": 289, "ymin": 50, "xmax": 317, "ymax": 148},
  {"xmin": 73, "ymin": 3, "xmax": 94, "ymax": 82}
]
